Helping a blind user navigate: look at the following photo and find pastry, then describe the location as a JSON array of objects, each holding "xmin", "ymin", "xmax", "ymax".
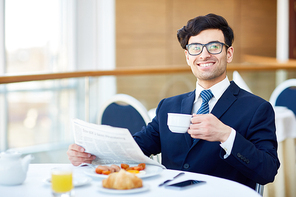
[{"xmin": 102, "ymin": 169, "xmax": 143, "ymax": 190}]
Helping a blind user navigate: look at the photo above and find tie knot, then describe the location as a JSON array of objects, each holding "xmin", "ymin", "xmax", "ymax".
[{"xmin": 200, "ymin": 89, "xmax": 213, "ymax": 103}]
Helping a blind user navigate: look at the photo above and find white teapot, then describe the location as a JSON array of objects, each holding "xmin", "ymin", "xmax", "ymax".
[{"xmin": 0, "ymin": 151, "xmax": 33, "ymax": 185}]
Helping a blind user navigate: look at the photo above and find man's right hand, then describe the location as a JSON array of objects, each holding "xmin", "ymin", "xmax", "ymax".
[{"xmin": 67, "ymin": 144, "xmax": 96, "ymax": 166}]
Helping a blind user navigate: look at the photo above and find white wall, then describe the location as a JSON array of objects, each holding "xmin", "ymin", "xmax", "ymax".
[
  {"xmin": 276, "ymin": 0, "xmax": 289, "ymax": 85},
  {"xmin": 0, "ymin": 0, "xmax": 7, "ymax": 151},
  {"xmin": 76, "ymin": 0, "xmax": 116, "ymax": 122}
]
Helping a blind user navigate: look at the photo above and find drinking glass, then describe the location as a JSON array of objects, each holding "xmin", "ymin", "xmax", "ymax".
[{"xmin": 51, "ymin": 167, "xmax": 73, "ymax": 197}]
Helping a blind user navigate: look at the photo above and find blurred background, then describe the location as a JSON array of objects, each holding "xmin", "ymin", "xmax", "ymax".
[{"xmin": 0, "ymin": 0, "xmax": 295, "ymax": 165}]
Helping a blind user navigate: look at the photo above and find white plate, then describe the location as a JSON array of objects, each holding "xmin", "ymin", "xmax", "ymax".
[
  {"xmin": 84, "ymin": 164, "xmax": 163, "ymax": 179},
  {"xmin": 98, "ymin": 184, "xmax": 149, "ymax": 194},
  {"xmin": 43, "ymin": 176, "xmax": 92, "ymax": 187}
]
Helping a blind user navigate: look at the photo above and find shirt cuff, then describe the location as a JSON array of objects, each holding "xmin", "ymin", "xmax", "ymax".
[{"xmin": 220, "ymin": 128, "xmax": 236, "ymax": 159}]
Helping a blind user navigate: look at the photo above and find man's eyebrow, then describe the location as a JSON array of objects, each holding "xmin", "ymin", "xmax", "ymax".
[{"xmin": 188, "ymin": 40, "xmax": 220, "ymax": 45}]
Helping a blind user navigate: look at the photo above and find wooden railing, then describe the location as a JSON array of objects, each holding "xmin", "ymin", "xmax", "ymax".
[{"xmin": 1, "ymin": 56, "xmax": 296, "ymax": 84}]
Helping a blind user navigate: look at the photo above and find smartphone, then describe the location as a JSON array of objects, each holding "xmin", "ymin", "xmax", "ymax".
[{"xmin": 165, "ymin": 179, "xmax": 206, "ymax": 190}]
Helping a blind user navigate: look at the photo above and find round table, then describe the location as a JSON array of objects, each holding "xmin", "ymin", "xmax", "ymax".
[{"xmin": 0, "ymin": 163, "xmax": 261, "ymax": 197}]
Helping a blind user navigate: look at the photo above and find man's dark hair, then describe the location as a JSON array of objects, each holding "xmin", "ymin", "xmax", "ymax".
[{"xmin": 177, "ymin": 13, "xmax": 234, "ymax": 49}]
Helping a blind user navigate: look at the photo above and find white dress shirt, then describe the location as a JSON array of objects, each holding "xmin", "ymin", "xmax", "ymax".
[{"xmin": 191, "ymin": 76, "xmax": 236, "ymax": 158}]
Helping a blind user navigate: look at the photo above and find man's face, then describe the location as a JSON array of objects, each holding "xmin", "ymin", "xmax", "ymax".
[{"xmin": 185, "ymin": 29, "xmax": 234, "ymax": 88}]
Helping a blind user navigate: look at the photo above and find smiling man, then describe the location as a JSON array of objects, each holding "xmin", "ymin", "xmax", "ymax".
[{"xmin": 67, "ymin": 13, "xmax": 280, "ymax": 190}]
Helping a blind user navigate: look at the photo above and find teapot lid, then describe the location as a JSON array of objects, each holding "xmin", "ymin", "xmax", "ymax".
[{"xmin": 0, "ymin": 151, "xmax": 22, "ymax": 159}]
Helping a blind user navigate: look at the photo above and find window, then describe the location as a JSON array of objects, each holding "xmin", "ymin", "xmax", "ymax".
[
  {"xmin": 0, "ymin": 0, "xmax": 116, "ymax": 163},
  {"xmin": 5, "ymin": 0, "xmax": 69, "ymax": 73},
  {"xmin": 2, "ymin": 0, "xmax": 77, "ymax": 154}
]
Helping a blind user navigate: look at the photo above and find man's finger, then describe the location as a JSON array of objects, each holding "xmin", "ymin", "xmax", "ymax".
[{"xmin": 69, "ymin": 144, "xmax": 85, "ymax": 152}]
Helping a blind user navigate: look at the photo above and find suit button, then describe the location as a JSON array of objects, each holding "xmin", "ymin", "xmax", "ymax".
[
  {"xmin": 237, "ymin": 153, "xmax": 241, "ymax": 158},
  {"xmin": 183, "ymin": 163, "xmax": 190, "ymax": 169}
]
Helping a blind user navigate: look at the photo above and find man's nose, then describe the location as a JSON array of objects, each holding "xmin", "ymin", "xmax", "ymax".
[{"xmin": 199, "ymin": 46, "xmax": 211, "ymax": 59}]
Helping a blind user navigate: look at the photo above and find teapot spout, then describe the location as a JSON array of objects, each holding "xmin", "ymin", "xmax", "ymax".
[{"xmin": 21, "ymin": 155, "xmax": 34, "ymax": 173}]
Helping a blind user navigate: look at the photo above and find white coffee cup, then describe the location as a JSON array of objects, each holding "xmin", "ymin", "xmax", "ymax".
[{"xmin": 167, "ymin": 113, "xmax": 192, "ymax": 133}]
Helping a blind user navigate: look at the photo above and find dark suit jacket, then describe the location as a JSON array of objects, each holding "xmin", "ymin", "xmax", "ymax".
[{"xmin": 134, "ymin": 81, "xmax": 280, "ymax": 189}]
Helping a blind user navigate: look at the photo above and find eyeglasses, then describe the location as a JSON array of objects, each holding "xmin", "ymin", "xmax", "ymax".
[{"xmin": 186, "ymin": 41, "xmax": 229, "ymax": 56}]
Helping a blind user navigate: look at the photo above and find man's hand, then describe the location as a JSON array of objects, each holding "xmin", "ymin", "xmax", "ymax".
[
  {"xmin": 67, "ymin": 144, "xmax": 96, "ymax": 166},
  {"xmin": 188, "ymin": 114, "xmax": 232, "ymax": 143}
]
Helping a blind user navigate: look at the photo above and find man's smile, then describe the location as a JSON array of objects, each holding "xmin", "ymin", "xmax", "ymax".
[{"xmin": 198, "ymin": 62, "xmax": 214, "ymax": 67}]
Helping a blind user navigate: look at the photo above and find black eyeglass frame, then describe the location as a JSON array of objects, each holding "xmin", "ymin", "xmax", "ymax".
[{"xmin": 185, "ymin": 41, "xmax": 230, "ymax": 56}]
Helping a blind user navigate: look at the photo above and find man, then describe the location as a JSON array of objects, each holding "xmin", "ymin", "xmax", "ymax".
[{"xmin": 67, "ymin": 13, "xmax": 280, "ymax": 189}]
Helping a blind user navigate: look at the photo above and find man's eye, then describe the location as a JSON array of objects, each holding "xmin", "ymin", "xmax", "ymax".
[
  {"xmin": 208, "ymin": 44, "xmax": 220, "ymax": 50},
  {"xmin": 192, "ymin": 46, "xmax": 201, "ymax": 51},
  {"xmin": 209, "ymin": 44, "xmax": 219, "ymax": 49}
]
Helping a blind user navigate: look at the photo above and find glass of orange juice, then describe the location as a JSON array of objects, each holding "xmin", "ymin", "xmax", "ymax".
[{"xmin": 51, "ymin": 167, "xmax": 73, "ymax": 197}]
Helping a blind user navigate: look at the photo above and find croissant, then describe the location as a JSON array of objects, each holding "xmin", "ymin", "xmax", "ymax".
[{"xmin": 102, "ymin": 169, "xmax": 143, "ymax": 190}]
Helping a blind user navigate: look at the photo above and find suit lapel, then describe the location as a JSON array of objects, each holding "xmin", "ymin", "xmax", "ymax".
[
  {"xmin": 180, "ymin": 91, "xmax": 196, "ymax": 148},
  {"xmin": 181, "ymin": 91, "xmax": 195, "ymax": 114},
  {"xmin": 211, "ymin": 81, "xmax": 239, "ymax": 118}
]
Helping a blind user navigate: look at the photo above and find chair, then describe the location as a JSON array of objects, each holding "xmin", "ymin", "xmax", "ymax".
[
  {"xmin": 256, "ymin": 183, "xmax": 264, "ymax": 196},
  {"xmin": 97, "ymin": 94, "xmax": 151, "ymax": 135},
  {"xmin": 97, "ymin": 94, "xmax": 161, "ymax": 163},
  {"xmin": 232, "ymin": 71, "xmax": 252, "ymax": 93},
  {"xmin": 148, "ymin": 107, "xmax": 157, "ymax": 120},
  {"xmin": 269, "ymin": 79, "xmax": 296, "ymax": 116}
]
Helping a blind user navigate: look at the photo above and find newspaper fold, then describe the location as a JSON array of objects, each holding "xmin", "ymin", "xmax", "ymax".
[{"xmin": 72, "ymin": 119, "xmax": 165, "ymax": 168}]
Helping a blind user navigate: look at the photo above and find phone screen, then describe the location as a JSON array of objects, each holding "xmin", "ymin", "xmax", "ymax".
[{"xmin": 165, "ymin": 179, "xmax": 206, "ymax": 190}]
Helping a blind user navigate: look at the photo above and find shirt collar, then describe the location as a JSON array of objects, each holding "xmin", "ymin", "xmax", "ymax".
[{"xmin": 194, "ymin": 76, "xmax": 230, "ymax": 102}]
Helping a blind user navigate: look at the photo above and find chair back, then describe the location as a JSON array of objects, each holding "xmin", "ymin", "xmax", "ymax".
[
  {"xmin": 97, "ymin": 94, "xmax": 151, "ymax": 135},
  {"xmin": 233, "ymin": 71, "xmax": 252, "ymax": 93},
  {"xmin": 255, "ymin": 183, "xmax": 264, "ymax": 196},
  {"xmin": 269, "ymin": 79, "xmax": 296, "ymax": 116}
]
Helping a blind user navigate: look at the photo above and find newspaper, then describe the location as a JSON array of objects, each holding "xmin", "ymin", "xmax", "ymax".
[{"xmin": 72, "ymin": 118, "xmax": 164, "ymax": 168}]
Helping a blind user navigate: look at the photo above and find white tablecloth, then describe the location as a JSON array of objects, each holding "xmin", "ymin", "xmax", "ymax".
[
  {"xmin": 265, "ymin": 106, "xmax": 296, "ymax": 197},
  {"xmin": 0, "ymin": 163, "xmax": 260, "ymax": 197}
]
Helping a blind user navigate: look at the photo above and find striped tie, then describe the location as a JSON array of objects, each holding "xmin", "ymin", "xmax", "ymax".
[
  {"xmin": 192, "ymin": 89, "xmax": 213, "ymax": 144},
  {"xmin": 197, "ymin": 89, "xmax": 213, "ymax": 114}
]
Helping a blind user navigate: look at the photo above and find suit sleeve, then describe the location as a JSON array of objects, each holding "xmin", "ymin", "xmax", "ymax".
[
  {"xmin": 222, "ymin": 101, "xmax": 280, "ymax": 185},
  {"xmin": 133, "ymin": 99, "xmax": 164, "ymax": 156}
]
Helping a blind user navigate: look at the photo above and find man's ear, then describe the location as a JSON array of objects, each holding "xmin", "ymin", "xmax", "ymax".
[
  {"xmin": 184, "ymin": 50, "xmax": 190, "ymax": 66},
  {"xmin": 226, "ymin": 46, "xmax": 234, "ymax": 63}
]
